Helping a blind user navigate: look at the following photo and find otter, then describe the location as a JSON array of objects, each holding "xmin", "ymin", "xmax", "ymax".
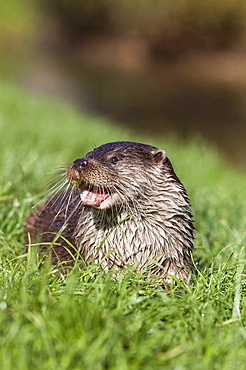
[{"xmin": 25, "ymin": 141, "xmax": 194, "ymax": 283}]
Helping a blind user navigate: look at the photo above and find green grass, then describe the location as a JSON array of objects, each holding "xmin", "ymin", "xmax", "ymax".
[{"xmin": 0, "ymin": 82, "xmax": 246, "ymax": 369}]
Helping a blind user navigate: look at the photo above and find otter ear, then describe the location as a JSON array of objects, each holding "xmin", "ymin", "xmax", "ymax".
[{"xmin": 150, "ymin": 149, "xmax": 166, "ymax": 166}]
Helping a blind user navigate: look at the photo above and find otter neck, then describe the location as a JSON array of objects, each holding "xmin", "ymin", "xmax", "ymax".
[{"xmin": 74, "ymin": 182, "xmax": 192, "ymax": 278}]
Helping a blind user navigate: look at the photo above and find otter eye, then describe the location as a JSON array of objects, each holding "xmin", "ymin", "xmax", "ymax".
[{"xmin": 110, "ymin": 156, "xmax": 119, "ymax": 164}]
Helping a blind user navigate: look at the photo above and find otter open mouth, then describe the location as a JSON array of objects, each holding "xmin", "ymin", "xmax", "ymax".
[{"xmin": 80, "ymin": 186, "xmax": 111, "ymax": 208}]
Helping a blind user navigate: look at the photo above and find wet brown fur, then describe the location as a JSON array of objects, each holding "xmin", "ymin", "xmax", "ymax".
[{"xmin": 25, "ymin": 141, "xmax": 194, "ymax": 283}]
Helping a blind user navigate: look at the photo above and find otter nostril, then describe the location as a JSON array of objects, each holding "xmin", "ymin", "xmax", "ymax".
[{"xmin": 73, "ymin": 158, "xmax": 88, "ymax": 169}]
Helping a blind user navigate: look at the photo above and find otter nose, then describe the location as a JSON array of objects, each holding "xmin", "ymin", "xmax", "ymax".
[{"xmin": 72, "ymin": 158, "xmax": 88, "ymax": 171}]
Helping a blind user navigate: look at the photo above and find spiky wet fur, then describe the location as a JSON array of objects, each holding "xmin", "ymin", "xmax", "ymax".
[{"xmin": 25, "ymin": 141, "xmax": 194, "ymax": 283}]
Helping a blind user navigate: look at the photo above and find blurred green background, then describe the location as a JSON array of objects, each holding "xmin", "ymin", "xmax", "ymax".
[{"xmin": 1, "ymin": 0, "xmax": 246, "ymax": 168}]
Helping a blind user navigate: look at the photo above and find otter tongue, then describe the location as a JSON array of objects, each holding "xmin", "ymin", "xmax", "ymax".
[{"xmin": 83, "ymin": 189, "xmax": 110, "ymax": 207}]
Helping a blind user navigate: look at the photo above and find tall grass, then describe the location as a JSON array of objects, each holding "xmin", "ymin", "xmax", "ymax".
[{"xmin": 0, "ymin": 82, "xmax": 245, "ymax": 369}]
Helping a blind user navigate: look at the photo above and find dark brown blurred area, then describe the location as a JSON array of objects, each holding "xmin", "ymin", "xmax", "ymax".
[
  {"xmin": 2, "ymin": 0, "xmax": 246, "ymax": 168},
  {"xmin": 42, "ymin": 0, "xmax": 245, "ymax": 54}
]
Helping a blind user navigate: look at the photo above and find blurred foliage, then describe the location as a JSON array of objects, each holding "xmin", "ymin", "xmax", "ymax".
[
  {"xmin": 0, "ymin": 0, "xmax": 37, "ymax": 50},
  {"xmin": 1, "ymin": 0, "xmax": 246, "ymax": 58},
  {"xmin": 0, "ymin": 0, "xmax": 38, "ymax": 81},
  {"xmin": 41, "ymin": 0, "xmax": 246, "ymax": 54}
]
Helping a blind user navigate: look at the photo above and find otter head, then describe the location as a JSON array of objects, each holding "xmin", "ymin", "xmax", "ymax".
[{"xmin": 66, "ymin": 141, "xmax": 168, "ymax": 210}]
